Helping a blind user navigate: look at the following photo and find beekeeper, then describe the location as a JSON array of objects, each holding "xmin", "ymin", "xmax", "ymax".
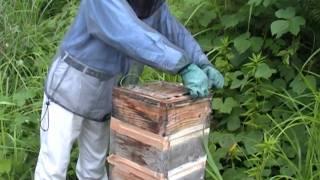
[{"xmin": 34, "ymin": 0, "xmax": 224, "ymax": 179}]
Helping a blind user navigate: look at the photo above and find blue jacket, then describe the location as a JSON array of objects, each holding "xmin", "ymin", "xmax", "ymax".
[
  {"xmin": 45, "ymin": 0, "xmax": 211, "ymax": 121},
  {"xmin": 60, "ymin": 0, "xmax": 211, "ymax": 75}
]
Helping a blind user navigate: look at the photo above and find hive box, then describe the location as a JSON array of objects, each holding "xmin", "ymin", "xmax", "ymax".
[{"xmin": 108, "ymin": 82, "xmax": 212, "ymax": 180}]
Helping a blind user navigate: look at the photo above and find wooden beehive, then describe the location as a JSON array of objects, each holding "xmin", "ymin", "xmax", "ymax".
[{"xmin": 108, "ymin": 82, "xmax": 212, "ymax": 180}]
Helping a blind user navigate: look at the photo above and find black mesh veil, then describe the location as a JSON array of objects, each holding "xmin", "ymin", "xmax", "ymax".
[{"xmin": 127, "ymin": 0, "xmax": 165, "ymax": 19}]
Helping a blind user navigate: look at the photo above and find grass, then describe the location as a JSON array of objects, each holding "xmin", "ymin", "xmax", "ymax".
[
  {"xmin": 0, "ymin": 0, "xmax": 320, "ymax": 179},
  {"xmin": 0, "ymin": 0, "xmax": 75, "ymax": 178}
]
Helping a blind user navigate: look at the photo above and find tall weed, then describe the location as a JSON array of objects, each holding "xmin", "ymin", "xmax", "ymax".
[{"xmin": 0, "ymin": 0, "xmax": 77, "ymax": 178}]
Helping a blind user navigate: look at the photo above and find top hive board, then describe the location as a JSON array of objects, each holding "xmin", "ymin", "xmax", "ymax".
[{"xmin": 112, "ymin": 81, "xmax": 212, "ymax": 136}]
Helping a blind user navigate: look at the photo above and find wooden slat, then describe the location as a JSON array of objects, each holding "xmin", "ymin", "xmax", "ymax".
[
  {"xmin": 112, "ymin": 91, "xmax": 165, "ymax": 134},
  {"xmin": 115, "ymin": 82, "xmax": 188, "ymax": 101},
  {"xmin": 112, "ymin": 82, "xmax": 212, "ymax": 136},
  {"xmin": 110, "ymin": 117, "xmax": 170, "ymax": 151},
  {"xmin": 110, "ymin": 118, "xmax": 209, "ymax": 173},
  {"xmin": 108, "ymin": 155, "xmax": 207, "ymax": 180},
  {"xmin": 108, "ymin": 154, "xmax": 166, "ymax": 180},
  {"xmin": 112, "ymin": 96, "xmax": 211, "ymax": 136},
  {"xmin": 166, "ymin": 100, "xmax": 211, "ymax": 135},
  {"xmin": 110, "ymin": 82, "xmax": 211, "ymax": 179},
  {"xmin": 168, "ymin": 125, "xmax": 209, "ymax": 141},
  {"xmin": 110, "ymin": 166, "xmax": 144, "ymax": 180},
  {"xmin": 168, "ymin": 156, "xmax": 207, "ymax": 180}
]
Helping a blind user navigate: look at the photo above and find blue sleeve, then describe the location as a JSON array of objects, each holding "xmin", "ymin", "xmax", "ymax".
[
  {"xmin": 158, "ymin": 4, "xmax": 212, "ymax": 68},
  {"xmin": 83, "ymin": 0, "xmax": 191, "ymax": 74}
]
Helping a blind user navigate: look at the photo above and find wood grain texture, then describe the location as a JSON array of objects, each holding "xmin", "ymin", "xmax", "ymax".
[
  {"xmin": 108, "ymin": 155, "xmax": 206, "ymax": 180},
  {"xmin": 112, "ymin": 82, "xmax": 211, "ymax": 136},
  {"xmin": 109, "ymin": 82, "xmax": 212, "ymax": 179},
  {"xmin": 108, "ymin": 155, "xmax": 165, "ymax": 180},
  {"xmin": 167, "ymin": 156, "xmax": 206, "ymax": 180},
  {"xmin": 110, "ymin": 118, "xmax": 169, "ymax": 151},
  {"xmin": 112, "ymin": 92, "xmax": 164, "ymax": 134},
  {"xmin": 110, "ymin": 118, "xmax": 209, "ymax": 173},
  {"xmin": 166, "ymin": 100, "xmax": 211, "ymax": 135}
]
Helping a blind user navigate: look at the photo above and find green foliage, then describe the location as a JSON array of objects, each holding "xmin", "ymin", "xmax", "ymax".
[
  {"xmin": 0, "ymin": 0, "xmax": 78, "ymax": 179},
  {"xmin": 0, "ymin": 0, "xmax": 319, "ymax": 179},
  {"xmin": 168, "ymin": 0, "xmax": 320, "ymax": 179},
  {"xmin": 271, "ymin": 7, "xmax": 306, "ymax": 38}
]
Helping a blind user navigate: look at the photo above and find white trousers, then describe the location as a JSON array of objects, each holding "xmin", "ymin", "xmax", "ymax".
[{"xmin": 35, "ymin": 95, "xmax": 109, "ymax": 180}]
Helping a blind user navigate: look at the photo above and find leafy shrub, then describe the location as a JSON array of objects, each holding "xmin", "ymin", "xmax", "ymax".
[
  {"xmin": 0, "ymin": 0, "xmax": 319, "ymax": 179},
  {"xmin": 167, "ymin": 0, "xmax": 320, "ymax": 179}
]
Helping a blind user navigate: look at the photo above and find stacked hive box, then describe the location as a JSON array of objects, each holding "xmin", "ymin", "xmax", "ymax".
[{"xmin": 108, "ymin": 82, "xmax": 212, "ymax": 180}]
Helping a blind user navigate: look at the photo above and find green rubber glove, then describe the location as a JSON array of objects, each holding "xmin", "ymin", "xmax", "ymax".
[
  {"xmin": 180, "ymin": 64, "xmax": 209, "ymax": 98},
  {"xmin": 201, "ymin": 65, "xmax": 224, "ymax": 89}
]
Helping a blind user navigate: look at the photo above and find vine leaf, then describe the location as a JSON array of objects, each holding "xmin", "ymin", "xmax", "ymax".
[
  {"xmin": 271, "ymin": 20, "xmax": 290, "ymax": 38},
  {"xmin": 250, "ymin": 37, "xmax": 264, "ymax": 52},
  {"xmin": 237, "ymin": 130, "xmax": 263, "ymax": 155},
  {"xmin": 212, "ymin": 97, "xmax": 239, "ymax": 114},
  {"xmin": 290, "ymin": 75, "xmax": 306, "ymax": 94},
  {"xmin": 275, "ymin": 7, "xmax": 296, "ymax": 19},
  {"xmin": 221, "ymin": 15, "xmax": 241, "ymax": 29},
  {"xmin": 271, "ymin": 7, "xmax": 306, "ymax": 38},
  {"xmin": 255, "ymin": 63, "xmax": 276, "ymax": 79},
  {"xmin": 199, "ymin": 10, "xmax": 216, "ymax": 27},
  {"xmin": 263, "ymin": 0, "xmax": 275, "ymax": 7},
  {"xmin": 234, "ymin": 33, "xmax": 251, "ymax": 53},
  {"xmin": 230, "ymin": 71, "xmax": 247, "ymax": 89},
  {"xmin": 289, "ymin": 16, "xmax": 306, "ymax": 35},
  {"xmin": 227, "ymin": 108, "xmax": 242, "ymax": 131}
]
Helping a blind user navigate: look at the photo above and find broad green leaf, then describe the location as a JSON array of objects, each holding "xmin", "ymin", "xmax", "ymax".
[
  {"xmin": 273, "ymin": 78, "xmax": 287, "ymax": 89},
  {"xmin": 271, "ymin": 20, "xmax": 290, "ymax": 38},
  {"xmin": 221, "ymin": 15, "xmax": 240, "ymax": 29},
  {"xmin": 280, "ymin": 166, "xmax": 295, "ymax": 177},
  {"xmin": 248, "ymin": 0, "xmax": 263, "ymax": 6},
  {"xmin": 282, "ymin": 144, "xmax": 296, "ymax": 158},
  {"xmin": 238, "ymin": 130, "xmax": 263, "ymax": 155},
  {"xmin": 212, "ymin": 148, "xmax": 228, "ymax": 169},
  {"xmin": 265, "ymin": 39, "xmax": 281, "ymax": 54},
  {"xmin": 0, "ymin": 160, "xmax": 12, "ymax": 173},
  {"xmin": 234, "ymin": 34, "xmax": 251, "ymax": 54},
  {"xmin": 230, "ymin": 77, "xmax": 247, "ymax": 89},
  {"xmin": 290, "ymin": 75, "xmax": 306, "ymax": 94},
  {"xmin": 199, "ymin": 10, "xmax": 216, "ymax": 27},
  {"xmin": 279, "ymin": 65, "xmax": 295, "ymax": 82},
  {"xmin": 250, "ymin": 114, "xmax": 272, "ymax": 128},
  {"xmin": 212, "ymin": 97, "xmax": 239, "ymax": 114},
  {"xmin": 292, "ymin": 16, "xmax": 306, "ymax": 26},
  {"xmin": 255, "ymin": 63, "xmax": 276, "ymax": 79},
  {"xmin": 222, "ymin": 97, "xmax": 239, "ymax": 114},
  {"xmin": 289, "ymin": 16, "xmax": 306, "ymax": 35},
  {"xmin": 287, "ymin": 125, "xmax": 308, "ymax": 150},
  {"xmin": 260, "ymin": 100, "xmax": 275, "ymax": 113},
  {"xmin": 212, "ymin": 98, "xmax": 223, "ymax": 110},
  {"xmin": 263, "ymin": 0, "xmax": 275, "ymax": 7},
  {"xmin": 250, "ymin": 37, "xmax": 264, "ymax": 52},
  {"xmin": 230, "ymin": 71, "xmax": 247, "ymax": 89},
  {"xmin": 215, "ymin": 58, "xmax": 230, "ymax": 70},
  {"xmin": 226, "ymin": 109, "xmax": 241, "ymax": 131},
  {"xmin": 218, "ymin": 134, "xmax": 237, "ymax": 148},
  {"xmin": 304, "ymin": 75, "xmax": 317, "ymax": 91},
  {"xmin": 223, "ymin": 168, "xmax": 252, "ymax": 180},
  {"xmin": 198, "ymin": 36, "xmax": 213, "ymax": 51},
  {"xmin": 275, "ymin": 7, "xmax": 296, "ymax": 19}
]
